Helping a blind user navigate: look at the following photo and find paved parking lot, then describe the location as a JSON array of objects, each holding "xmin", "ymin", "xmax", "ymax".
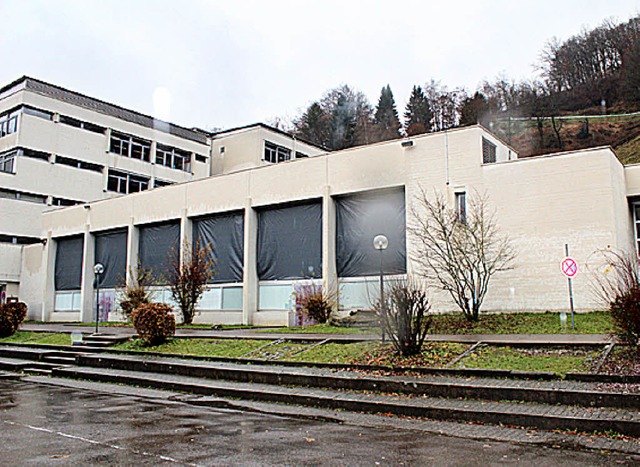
[{"xmin": 0, "ymin": 377, "xmax": 637, "ymax": 466}]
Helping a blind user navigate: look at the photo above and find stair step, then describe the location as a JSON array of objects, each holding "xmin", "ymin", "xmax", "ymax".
[
  {"xmin": 24, "ymin": 367, "xmax": 53, "ymax": 376},
  {"xmin": 51, "ymin": 366, "xmax": 640, "ymax": 437},
  {"xmin": 43, "ymin": 356, "xmax": 77, "ymax": 364},
  {"xmin": 78, "ymin": 354, "xmax": 640, "ymax": 409}
]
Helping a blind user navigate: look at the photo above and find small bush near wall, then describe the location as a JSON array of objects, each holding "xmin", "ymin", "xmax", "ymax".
[
  {"xmin": 376, "ymin": 280, "xmax": 431, "ymax": 357},
  {"xmin": 294, "ymin": 282, "xmax": 338, "ymax": 324},
  {"xmin": 118, "ymin": 267, "xmax": 154, "ymax": 322},
  {"xmin": 591, "ymin": 250, "xmax": 640, "ymax": 352},
  {"xmin": 0, "ymin": 302, "xmax": 28, "ymax": 338},
  {"xmin": 610, "ymin": 288, "xmax": 640, "ymax": 350},
  {"xmin": 131, "ymin": 303, "xmax": 176, "ymax": 346}
]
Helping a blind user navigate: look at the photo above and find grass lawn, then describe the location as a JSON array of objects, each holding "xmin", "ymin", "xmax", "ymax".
[
  {"xmin": 286, "ymin": 342, "xmax": 378, "ymax": 364},
  {"xmin": 113, "ymin": 338, "xmax": 267, "ymax": 358},
  {"xmin": 349, "ymin": 342, "xmax": 469, "ymax": 368},
  {"xmin": 429, "ymin": 311, "xmax": 614, "ymax": 335},
  {"xmin": 458, "ymin": 345, "xmax": 601, "ymax": 376},
  {"xmin": 0, "ymin": 331, "xmax": 72, "ymax": 346}
]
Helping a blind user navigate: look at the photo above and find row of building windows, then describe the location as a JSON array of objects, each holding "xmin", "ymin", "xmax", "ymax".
[
  {"xmin": 109, "ymin": 131, "xmax": 198, "ymax": 173},
  {"xmin": 263, "ymin": 141, "xmax": 309, "ymax": 164},
  {"xmin": 156, "ymin": 143, "xmax": 191, "ymax": 171},
  {"xmin": 59, "ymin": 115, "xmax": 105, "ymax": 134},
  {"xmin": 54, "ymin": 155, "xmax": 104, "ymax": 173},
  {"xmin": 0, "ymin": 234, "xmax": 43, "ymax": 245},
  {"xmin": 0, "ymin": 105, "xmax": 202, "ymax": 172},
  {"xmin": 264, "ymin": 141, "xmax": 291, "ymax": 163},
  {"xmin": 107, "ymin": 169, "xmax": 150, "ymax": 194},
  {"xmin": 0, "ymin": 186, "xmax": 47, "ymax": 204},
  {"xmin": 0, "ymin": 147, "xmax": 104, "ymax": 175}
]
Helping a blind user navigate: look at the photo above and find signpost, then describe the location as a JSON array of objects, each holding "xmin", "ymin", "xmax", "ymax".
[{"xmin": 560, "ymin": 244, "xmax": 577, "ymax": 329}]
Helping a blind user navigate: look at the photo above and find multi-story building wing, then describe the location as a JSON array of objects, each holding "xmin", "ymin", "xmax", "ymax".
[{"xmin": 0, "ymin": 77, "xmax": 326, "ymax": 302}]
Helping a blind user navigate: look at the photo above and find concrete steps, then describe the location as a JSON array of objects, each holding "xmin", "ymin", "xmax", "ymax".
[
  {"xmin": 51, "ymin": 365, "xmax": 640, "ymax": 437},
  {"xmin": 2, "ymin": 343, "xmax": 640, "ymax": 437}
]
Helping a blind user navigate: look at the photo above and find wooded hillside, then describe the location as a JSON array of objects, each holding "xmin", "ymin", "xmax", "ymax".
[{"xmin": 280, "ymin": 15, "xmax": 640, "ymax": 162}]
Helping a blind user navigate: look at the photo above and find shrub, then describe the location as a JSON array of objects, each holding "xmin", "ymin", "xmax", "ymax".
[
  {"xmin": 131, "ymin": 303, "xmax": 176, "ymax": 346},
  {"xmin": 610, "ymin": 287, "xmax": 640, "ymax": 349},
  {"xmin": 376, "ymin": 280, "xmax": 431, "ymax": 357},
  {"xmin": 166, "ymin": 240, "xmax": 215, "ymax": 325},
  {"xmin": 0, "ymin": 302, "xmax": 28, "ymax": 338},
  {"xmin": 118, "ymin": 266, "xmax": 154, "ymax": 321},
  {"xmin": 590, "ymin": 249, "xmax": 640, "ymax": 351},
  {"xmin": 294, "ymin": 282, "xmax": 338, "ymax": 324}
]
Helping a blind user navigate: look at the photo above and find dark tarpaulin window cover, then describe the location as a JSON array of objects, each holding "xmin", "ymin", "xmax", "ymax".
[
  {"xmin": 336, "ymin": 188, "xmax": 406, "ymax": 277},
  {"xmin": 193, "ymin": 211, "xmax": 244, "ymax": 284},
  {"xmin": 54, "ymin": 235, "xmax": 84, "ymax": 291},
  {"xmin": 95, "ymin": 230, "xmax": 127, "ymax": 288},
  {"xmin": 257, "ymin": 200, "xmax": 322, "ymax": 280},
  {"xmin": 138, "ymin": 221, "xmax": 180, "ymax": 284}
]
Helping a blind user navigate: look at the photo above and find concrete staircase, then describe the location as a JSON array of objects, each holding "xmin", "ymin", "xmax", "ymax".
[{"xmin": 1, "ymin": 344, "xmax": 639, "ymax": 439}]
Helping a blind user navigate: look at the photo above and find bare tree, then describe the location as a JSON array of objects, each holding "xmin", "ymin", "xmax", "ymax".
[
  {"xmin": 167, "ymin": 240, "xmax": 215, "ymax": 325},
  {"xmin": 409, "ymin": 190, "xmax": 516, "ymax": 322}
]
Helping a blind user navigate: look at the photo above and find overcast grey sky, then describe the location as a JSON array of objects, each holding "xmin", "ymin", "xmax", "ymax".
[{"xmin": 1, "ymin": 1, "xmax": 638, "ymax": 131}]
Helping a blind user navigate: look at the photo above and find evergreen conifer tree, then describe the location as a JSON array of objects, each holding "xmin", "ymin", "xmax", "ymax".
[
  {"xmin": 373, "ymin": 85, "xmax": 401, "ymax": 141},
  {"xmin": 404, "ymin": 85, "xmax": 433, "ymax": 136}
]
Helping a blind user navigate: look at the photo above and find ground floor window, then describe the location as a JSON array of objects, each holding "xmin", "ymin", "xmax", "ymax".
[{"xmin": 54, "ymin": 291, "xmax": 81, "ymax": 312}]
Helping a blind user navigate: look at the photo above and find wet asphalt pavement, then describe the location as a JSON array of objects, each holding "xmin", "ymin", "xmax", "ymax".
[{"xmin": 0, "ymin": 376, "xmax": 637, "ymax": 466}]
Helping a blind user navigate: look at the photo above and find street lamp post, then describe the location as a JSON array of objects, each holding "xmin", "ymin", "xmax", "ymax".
[
  {"xmin": 93, "ymin": 263, "xmax": 104, "ymax": 335},
  {"xmin": 373, "ymin": 234, "xmax": 388, "ymax": 342}
]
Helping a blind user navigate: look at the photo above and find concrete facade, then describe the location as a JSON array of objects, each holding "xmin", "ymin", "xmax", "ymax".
[{"xmin": 2, "ymin": 77, "xmax": 638, "ymax": 325}]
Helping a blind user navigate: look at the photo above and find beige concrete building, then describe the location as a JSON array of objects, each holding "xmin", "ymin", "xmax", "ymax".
[{"xmin": 2, "ymin": 77, "xmax": 638, "ymax": 325}]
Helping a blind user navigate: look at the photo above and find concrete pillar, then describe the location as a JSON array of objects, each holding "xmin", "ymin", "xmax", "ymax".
[
  {"xmin": 322, "ymin": 186, "xmax": 337, "ymax": 293},
  {"xmin": 79, "ymin": 224, "xmax": 96, "ymax": 323},
  {"xmin": 126, "ymin": 218, "xmax": 139, "ymax": 286},
  {"xmin": 180, "ymin": 208, "xmax": 192, "ymax": 266},
  {"xmin": 42, "ymin": 230, "xmax": 55, "ymax": 322},
  {"xmin": 242, "ymin": 200, "xmax": 258, "ymax": 325}
]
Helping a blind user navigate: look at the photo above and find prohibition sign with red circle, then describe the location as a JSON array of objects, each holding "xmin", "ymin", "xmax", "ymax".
[{"xmin": 561, "ymin": 257, "xmax": 578, "ymax": 278}]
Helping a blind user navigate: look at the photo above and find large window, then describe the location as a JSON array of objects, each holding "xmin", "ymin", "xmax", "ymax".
[
  {"xmin": 95, "ymin": 229, "xmax": 128, "ymax": 288},
  {"xmin": 0, "ymin": 150, "xmax": 16, "ymax": 174},
  {"xmin": 335, "ymin": 188, "xmax": 406, "ymax": 277},
  {"xmin": 54, "ymin": 235, "xmax": 84, "ymax": 291},
  {"xmin": 0, "ymin": 108, "xmax": 19, "ymax": 138},
  {"xmin": 107, "ymin": 169, "xmax": 150, "ymax": 194},
  {"xmin": 138, "ymin": 221, "xmax": 180, "ymax": 284},
  {"xmin": 264, "ymin": 141, "xmax": 291, "ymax": 163},
  {"xmin": 109, "ymin": 131, "xmax": 151, "ymax": 162},
  {"xmin": 156, "ymin": 144, "xmax": 192, "ymax": 172},
  {"xmin": 257, "ymin": 200, "xmax": 322, "ymax": 280},
  {"xmin": 192, "ymin": 211, "xmax": 244, "ymax": 284}
]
